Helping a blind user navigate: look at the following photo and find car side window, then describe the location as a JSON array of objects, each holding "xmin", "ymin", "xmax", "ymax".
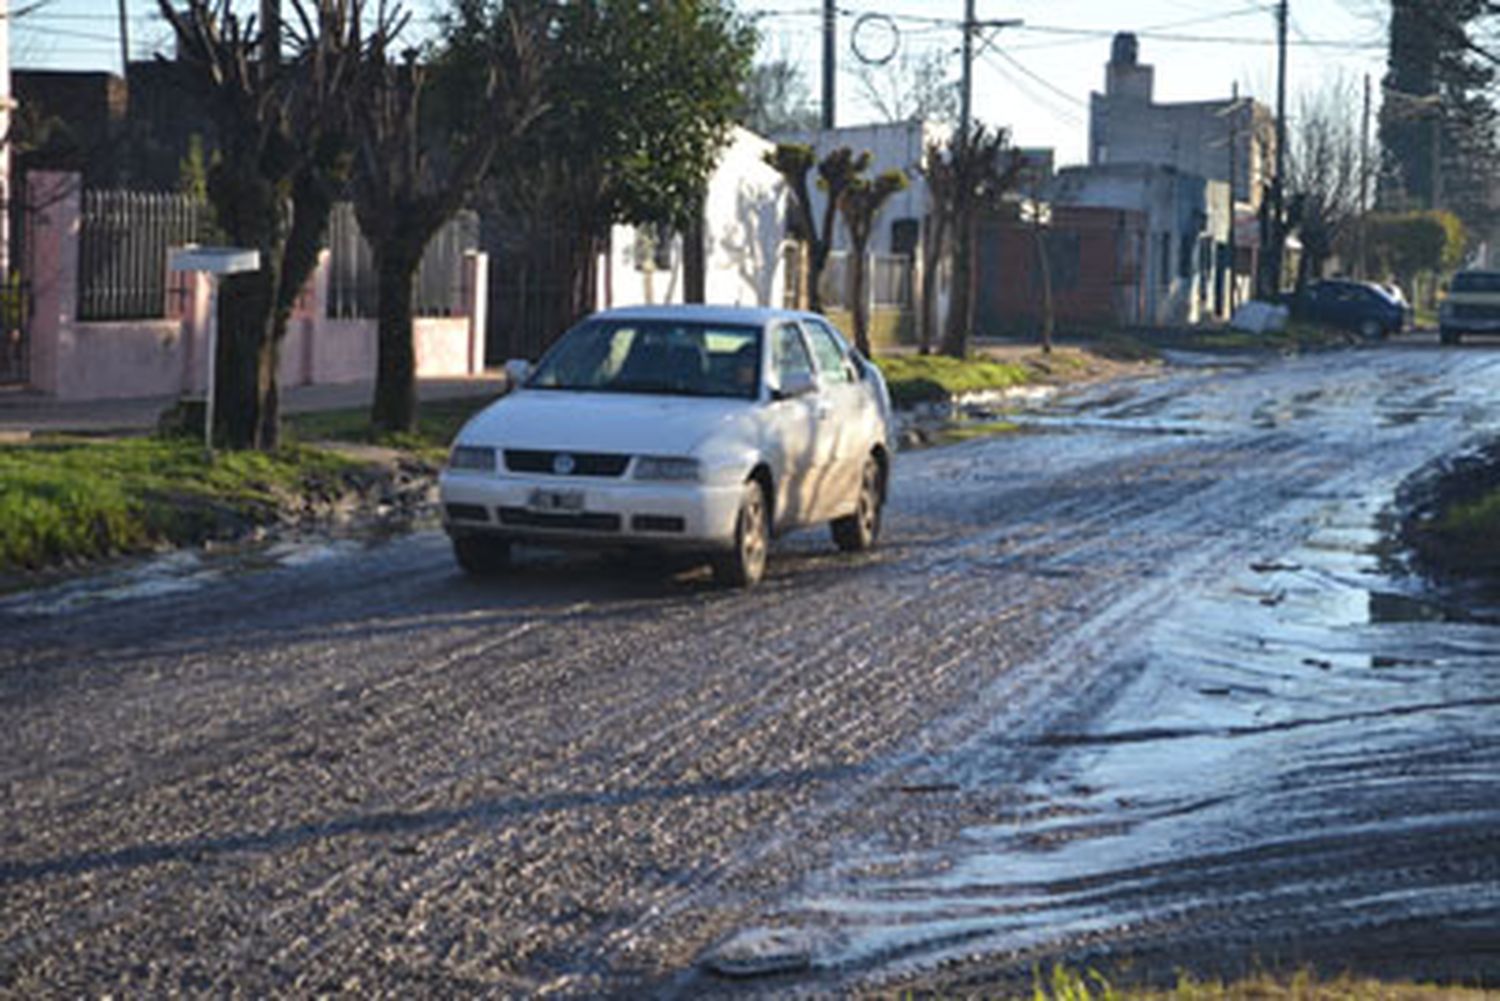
[
  {"xmin": 803, "ymin": 321, "xmax": 855, "ymax": 384},
  {"xmin": 773, "ymin": 323, "xmax": 815, "ymax": 387}
]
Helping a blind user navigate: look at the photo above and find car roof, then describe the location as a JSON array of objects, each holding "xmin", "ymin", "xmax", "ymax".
[{"xmin": 587, "ymin": 304, "xmax": 822, "ymax": 327}]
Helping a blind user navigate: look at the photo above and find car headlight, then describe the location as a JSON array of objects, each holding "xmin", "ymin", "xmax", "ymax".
[
  {"xmin": 634, "ymin": 456, "xmax": 701, "ymax": 482},
  {"xmin": 448, "ymin": 445, "xmax": 497, "ymax": 472}
]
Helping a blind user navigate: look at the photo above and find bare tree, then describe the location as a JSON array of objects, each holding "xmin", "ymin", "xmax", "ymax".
[
  {"xmin": 352, "ymin": 6, "xmax": 545, "ymax": 434},
  {"xmin": 1287, "ymin": 79, "xmax": 1364, "ymax": 288},
  {"xmin": 925, "ymin": 126, "xmax": 1021, "ymax": 358},
  {"xmin": 853, "ymin": 47, "xmax": 959, "ymax": 126},
  {"xmin": 763, "ymin": 143, "xmax": 867, "ymax": 313},
  {"xmin": 837, "ymin": 168, "xmax": 908, "ymax": 356},
  {"xmin": 158, "ymin": 0, "xmax": 392, "ymax": 450}
]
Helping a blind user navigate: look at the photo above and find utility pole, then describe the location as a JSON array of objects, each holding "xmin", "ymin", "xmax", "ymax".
[
  {"xmin": 960, "ymin": 0, "xmax": 976, "ymax": 142},
  {"xmin": 1359, "ymin": 72, "xmax": 1371, "ymax": 277},
  {"xmin": 1266, "ymin": 0, "xmax": 1288, "ymax": 296},
  {"xmin": 1227, "ymin": 82, "xmax": 1239, "ymax": 313},
  {"xmin": 117, "ymin": 0, "xmax": 129, "ymax": 77},
  {"xmin": 822, "ymin": 0, "xmax": 836, "ymax": 130}
]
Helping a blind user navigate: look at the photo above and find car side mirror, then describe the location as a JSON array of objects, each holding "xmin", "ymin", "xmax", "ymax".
[
  {"xmin": 504, "ymin": 358, "xmax": 533, "ymax": 390},
  {"xmin": 772, "ymin": 370, "xmax": 818, "ymax": 400}
]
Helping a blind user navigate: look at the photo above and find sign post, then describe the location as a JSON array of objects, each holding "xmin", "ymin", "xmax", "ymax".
[{"xmin": 170, "ymin": 247, "xmax": 261, "ymax": 457}]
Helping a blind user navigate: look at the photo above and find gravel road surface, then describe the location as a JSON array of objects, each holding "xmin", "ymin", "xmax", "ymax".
[{"xmin": 3, "ymin": 343, "xmax": 1498, "ymax": 996}]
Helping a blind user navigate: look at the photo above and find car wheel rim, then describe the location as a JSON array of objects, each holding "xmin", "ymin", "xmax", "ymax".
[
  {"xmin": 743, "ymin": 490, "xmax": 767, "ymax": 574},
  {"xmin": 859, "ymin": 462, "xmax": 879, "ymax": 537}
]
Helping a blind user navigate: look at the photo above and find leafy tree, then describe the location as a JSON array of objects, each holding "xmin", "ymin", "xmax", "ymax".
[
  {"xmin": 157, "ymin": 0, "xmax": 390, "ymax": 450},
  {"xmin": 353, "ymin": 6, "xmax": 545, "ymax": 434},
  {"xmin": 740, "ymin": 59, "xmax": 819, "ymax": 135},
  {"xmin": 836, "ymin": 168, "xmax": 908, "ymax": 356},
  {"xmin": 1379, "ymin": 0, "xmax": 1499, "ymax": 236},
  {"xmin": 1366, "ymin": 210, "xmax": 1466, "ymax": 294},
  {"xmin": 448, "ymin": 0, "xmax": 757, "ymax": 354},
  {"xmin": 763, "ymin": 143, "xmax": 868, "ymax": 314}
]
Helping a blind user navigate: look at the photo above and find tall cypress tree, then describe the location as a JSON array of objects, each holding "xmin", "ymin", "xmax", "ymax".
[{"xmin": 1378, "ymin": 0, "xmax": 1499, "ymax": 235}]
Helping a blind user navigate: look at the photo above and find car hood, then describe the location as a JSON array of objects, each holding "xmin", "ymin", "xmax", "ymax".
[{"xmin": 459, "ymin": 389, "xmax": 756, "ymax": 456}]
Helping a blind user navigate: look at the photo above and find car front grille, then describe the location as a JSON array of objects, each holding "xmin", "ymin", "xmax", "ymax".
[
  {"xmin": 497, "ymin": 507, "xmax": 623, "ymax": 532},
  {"xmin": 504, "ymin": 450, "xmax": 631, "ymax": 477},
  {"xmin": 631, "ymin": 515, "xmax": 686, "ymax": 534},
  {"xmin": 1450, "ymin": 303, "xmax": 1500, "ymax": 321}
]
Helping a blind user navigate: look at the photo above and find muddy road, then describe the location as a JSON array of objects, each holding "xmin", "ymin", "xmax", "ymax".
[{"xmin": 3, "ymin": 344, "xmax": 1498, "ymax": 996}]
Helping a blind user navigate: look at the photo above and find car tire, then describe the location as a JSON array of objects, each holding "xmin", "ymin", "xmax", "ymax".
[
  {"xmin": 1440, "ymin": 327, "xmax": 1461, "ymax": 346},
  {"xmin": 453, "ymin": 536, "xmax": 511, "ymax": 576},
  {"xmin": 832, "ymin": 454, "xmax": 884, "ymax": 553},
  {"xmin": 712, "ymin": 480, "xmax": 770, "ymax": 587},
  {"xmin": 1358, "ymin": 318, "xmax": 1382, "ymax": 340}
]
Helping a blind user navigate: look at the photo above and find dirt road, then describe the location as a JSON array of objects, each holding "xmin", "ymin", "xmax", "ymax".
[{"xmin": 3, "ymin": 343, "xmax": 1498, "ymax": 996}]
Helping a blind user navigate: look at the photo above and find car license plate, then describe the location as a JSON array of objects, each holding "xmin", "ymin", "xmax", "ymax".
[{"xmin": 528, "ymin": 489, "xmax": 585, "ymax": 513}]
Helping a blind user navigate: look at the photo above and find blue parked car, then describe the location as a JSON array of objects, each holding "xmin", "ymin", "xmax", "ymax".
[{"xmin": 1285, "ymin": 279, "xmax": 1405, "ymax": 339}]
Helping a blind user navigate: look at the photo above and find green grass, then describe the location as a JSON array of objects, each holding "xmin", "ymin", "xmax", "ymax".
[
  {"xmin": 1028, "ymin": 964, "xmax": 1494, "ymax": 1001},
  {"xmin": 285, "ymin": 394, "xmax": 500, "ymax": 463},
  {"xmin": 0, "ymin": 436, "xmax": 359, "ymax": 572},
  {"xmin": 875, "ymin": 353, "xmax": 1034, "ymax": 407},
  {"xmin": 927, "ymin": 419, "xmax": 1022, "ymax": 448},
  {"xmin": 1432, "ymin": 489, "xmax": 1500, "ymax": 570}
]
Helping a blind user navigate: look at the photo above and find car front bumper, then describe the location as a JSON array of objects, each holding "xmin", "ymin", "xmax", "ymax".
[{"xmin": 438, "ymin": 470, "xmax": 744, "ymax": 550}]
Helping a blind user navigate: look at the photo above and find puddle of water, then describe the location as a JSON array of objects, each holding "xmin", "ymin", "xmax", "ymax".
[
  {"xmin": 0, "ymin": 535, "xmax": 370, "ymax": 621},
  {"xmin": 735, "ymin": 473, "xmax": 1500, "ymax": 983}
]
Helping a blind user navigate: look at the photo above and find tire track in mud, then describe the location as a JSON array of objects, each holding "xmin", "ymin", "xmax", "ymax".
[{"xmin": 5, "ymin": 348, "xmax": 1500, "ymax": 995}]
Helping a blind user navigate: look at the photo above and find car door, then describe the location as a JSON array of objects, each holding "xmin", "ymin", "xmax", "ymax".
[
  {"xmin": 800, "ymin": 318, "xmax": 872, "ymax": 519},
  {"xmin": 763, "ymin": 322, "xmax": 820, "ymax": 530}
]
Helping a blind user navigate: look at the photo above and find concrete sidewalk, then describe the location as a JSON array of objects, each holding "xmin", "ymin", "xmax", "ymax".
[{"xmin": 0, "ymin": 374, "xmax": 509, "ymax": 439}]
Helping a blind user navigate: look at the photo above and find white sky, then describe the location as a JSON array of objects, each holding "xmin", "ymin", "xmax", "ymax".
[
  {"xmin": 745, "ymin": 0, "xmax": 1393, "ymax": 165},
  {"xmin": 11, "ymin": 0, "xmax": 1393, "ymax": 168}
]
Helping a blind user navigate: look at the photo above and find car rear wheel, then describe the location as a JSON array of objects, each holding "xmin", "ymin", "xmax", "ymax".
[
  {"xmin": 453, "ymin": 536, "xmax": 512, "ymax": 576},
  {"xmin": 713, "ymin": 480, "xmax": 770, "ymax": 587},
  {"xmin": 832, "ymin": 454, "xmax": 883, "ymax": 552},
  {"xmin": 1358, "ymin": 318, "xmax": 1383, "ymax": 340}
]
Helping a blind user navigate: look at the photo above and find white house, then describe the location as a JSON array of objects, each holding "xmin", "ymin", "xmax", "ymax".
[{"xmin": 602, "ymin": 126, "xmax": 789, "ymax": 311}]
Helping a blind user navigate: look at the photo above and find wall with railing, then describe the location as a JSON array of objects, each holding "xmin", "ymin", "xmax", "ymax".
[{"xmin": 25, "ymin": 171, "xmax": 487, "ymax": 400}]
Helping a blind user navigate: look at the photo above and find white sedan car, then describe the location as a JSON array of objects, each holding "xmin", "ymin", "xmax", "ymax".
[{"xmin": 439, "ymin": 305, "xmax": 894, "ymax": 586}]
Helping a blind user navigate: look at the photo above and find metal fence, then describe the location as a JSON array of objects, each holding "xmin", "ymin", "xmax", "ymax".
[
  {"xmin": 78, "ymin": 190, "xmax": 209, "ymax": 321},
  {"xmin": 820, "ymin": 252, "xmax": 914, "ymax": 310},
  {"xmin": 326, "ymin": 203, "xmax": 480, "ymax": 319}
]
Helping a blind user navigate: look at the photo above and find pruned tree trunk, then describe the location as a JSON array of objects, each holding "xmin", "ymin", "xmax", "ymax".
[
  {"xmin": 1033, "ymin": 219, "xmax": 1054, "ymax": 354},
  {"xmin": 849, "ymin": 252, "xmax": 871, "ymax": 356},
  {"xmin": 371, "ymin": 241, "xmax": 424, "ymax": 433},
  {"xmin": 941, "ymin": 212, "xmax": 975, "ymax": 358},
  {"xmin": 918, "ymin": 212, "xmax": 947, "ymax": 355}
]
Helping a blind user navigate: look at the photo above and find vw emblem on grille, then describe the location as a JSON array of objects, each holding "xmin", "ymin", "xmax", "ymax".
[{"xmin": 552, "ymin": 453, "xmax": 577, "ymax": 476}]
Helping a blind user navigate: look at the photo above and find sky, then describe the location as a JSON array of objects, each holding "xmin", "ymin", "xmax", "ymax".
[{"xmin": 9, "ymin": 0, "xmax": 1393, "ymax": 167}]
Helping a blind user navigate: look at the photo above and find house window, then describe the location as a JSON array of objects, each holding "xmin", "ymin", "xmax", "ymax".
[{"xmin": 890, "ymin": 218, "xmax": 920, "ymax": 256}]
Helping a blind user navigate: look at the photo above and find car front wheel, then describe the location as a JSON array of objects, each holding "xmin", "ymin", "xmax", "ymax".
[
  {"xmin": 1440, "ymin": 327, "xmax": 1461, "ymax": 346},
  {"xmin": 832, "ymin": 454, "xmax": 883, "ymax": 552},
  {"xmin": 453, "ymin": 536, "xmax": 511, "ymax": 576},
  {"xmin": 712, "ymin": 480, "xmax": 769, "ymax": 587}
]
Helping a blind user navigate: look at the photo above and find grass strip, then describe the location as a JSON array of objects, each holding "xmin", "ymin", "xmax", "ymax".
[
  {"xmin": 285, "ymin": 395, "xmax": 499, "ymax": 463},
  {"xmin": 0, "ymin": 436, "xmax": 359, "ymax": 571},
  {"xmin": 875, "ymin": 353, "xmax": 1036, "ymax": 407}
]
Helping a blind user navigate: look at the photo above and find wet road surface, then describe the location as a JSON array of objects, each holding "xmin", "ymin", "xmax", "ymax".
[{"xmin": 3, "ymin": 344, "xmax": 1498, "ymax": 995}]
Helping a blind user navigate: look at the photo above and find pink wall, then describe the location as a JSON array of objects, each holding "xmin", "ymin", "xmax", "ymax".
[{"xmin": 26, "ymin": 171, "xmax": 489, "ymax": 401}]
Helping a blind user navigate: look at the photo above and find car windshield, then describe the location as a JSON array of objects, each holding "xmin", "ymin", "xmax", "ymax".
[
  {"xmin": 528, "ymin": 319, "xmax": 762, "ymax": 399},
  {"xmin": 1451, "ymin": 272, "xmax": 1500, "ymax": 294}
]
